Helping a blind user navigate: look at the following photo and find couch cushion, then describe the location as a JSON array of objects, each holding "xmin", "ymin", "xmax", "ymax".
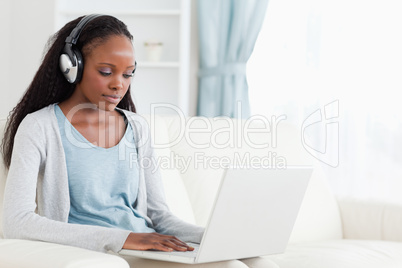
[
  {"xmin": 288, "ymin": 165, "xmax": 343, "ymax": 243},
  {"xmin": 338, "ymin": 197, "xmax": 402, "ymax": 241},
  {"xmin": 164, "ymin": 116, "xmax": 342, "ymax": 242},
  {"xmin": 0, "ymin": 239, "xmax": 129, "ymax": 268},
  {"xmin": 0, "ymin": 118, "xmax": 8, "ymax": 238},
  {"xmin": 264, "ymin": 240, "xmax": 402, "ymax": 268},
  {"xmin": 141, "ymin": 115, "xmax": 196, "ymax": 225}
]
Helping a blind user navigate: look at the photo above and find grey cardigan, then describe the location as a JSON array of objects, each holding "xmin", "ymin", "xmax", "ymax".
[{"xmin": 2, "ymin": 104, "xmax": 204, "ymax": 253}]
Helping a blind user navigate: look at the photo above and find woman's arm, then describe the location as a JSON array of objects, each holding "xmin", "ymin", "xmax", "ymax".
[
  {"xmin": 2, "ymin": 115, "xmax": 131, "ymax": 253},
  {"xmin": 134, "ymin": 116, "xmax": 205, "ymax": 243}
]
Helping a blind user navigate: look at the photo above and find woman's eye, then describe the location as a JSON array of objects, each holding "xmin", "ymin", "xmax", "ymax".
[
  {"xmin": 123, "ymin": 73, "xmax": 134, "ymax": 79},
  {"xmin": 99, "ymin": 71, "xmax": 112, "ymax": 76}
]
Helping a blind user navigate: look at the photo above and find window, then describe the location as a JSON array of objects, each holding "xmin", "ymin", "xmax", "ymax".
[{"xmin": 247, "ymin": 0, "xmax": 402, "ymax": 202}]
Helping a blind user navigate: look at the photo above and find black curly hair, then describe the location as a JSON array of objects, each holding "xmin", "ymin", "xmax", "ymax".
[{"xmin": 1, "ymin": 15, "xmax": 136, "ymax": 168}]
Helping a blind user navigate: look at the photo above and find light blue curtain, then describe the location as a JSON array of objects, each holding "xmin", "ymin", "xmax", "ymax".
[{"xmin": 197, "ymin": 0, "xmax": 269, "ymax": 118}]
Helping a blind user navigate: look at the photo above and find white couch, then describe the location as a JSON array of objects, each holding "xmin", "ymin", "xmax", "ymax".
[{"xmin": 1, "ymin": 115, "xmax": 402, "ymax": 268}]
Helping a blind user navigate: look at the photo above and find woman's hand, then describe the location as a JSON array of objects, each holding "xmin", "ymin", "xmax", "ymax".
[{"xmin": 122, "ymin": 232, "xmax": 195, "ymax": 252}]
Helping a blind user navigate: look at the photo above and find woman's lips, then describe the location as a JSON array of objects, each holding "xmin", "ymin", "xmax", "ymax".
[{"xmin": 102, "ymin": 94, "xmax": 121, "ymax": 104}]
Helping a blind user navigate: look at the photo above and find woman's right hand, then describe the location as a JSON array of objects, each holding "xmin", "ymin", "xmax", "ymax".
[{"xmin": 122, "ymin": 232, "xmax": 195, "ymax": 252}]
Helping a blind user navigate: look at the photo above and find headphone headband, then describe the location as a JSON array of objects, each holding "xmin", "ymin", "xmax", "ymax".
[{"xmin": 65, "ymin": 14, "xmax": 103, "ymax": 45}]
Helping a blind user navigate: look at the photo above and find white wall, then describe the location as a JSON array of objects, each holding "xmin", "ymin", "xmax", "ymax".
[
  {"xmin": 0, "ymin": 0, "xmax": 55, "ymax": 119},
  {"xmin": 0, "ymin": 0, "xmax": 11, "ymax": 119}
]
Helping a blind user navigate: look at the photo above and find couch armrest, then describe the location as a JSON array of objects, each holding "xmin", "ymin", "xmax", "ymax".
[
  {"xmin": 337, "ymin": 197, "xmax": 402, "ymax": 242},
  {"xmin": 0, "ymin": 239, "xmax": 129, "ymax": 268}
]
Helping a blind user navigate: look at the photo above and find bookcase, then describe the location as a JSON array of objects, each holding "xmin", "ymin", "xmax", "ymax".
[{"xmin": 55, "ymin": 0, "xmax": 191, "ymax": 115}]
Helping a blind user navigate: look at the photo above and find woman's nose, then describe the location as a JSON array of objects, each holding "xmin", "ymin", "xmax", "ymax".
[{"xmin": 110, "ymin": 75, "xmax": 123, "ymax": 90}]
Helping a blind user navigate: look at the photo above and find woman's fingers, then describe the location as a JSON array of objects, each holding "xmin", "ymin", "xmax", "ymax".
[
  {"xmin": 154, "ymin": 234, "xmax": 194, "ymax": 251},
  {"xmin": 157, "ymin": 235, "xmax": 190, "ymax": 251},
  {"xmin": 170, "ymin": 235, "xmax": 194, "ymax": 250},
  {"xmin": 151, "ymin": 241, "xmax": 174, "ymax": 252},
  {"xmin": 161, "ymin": 239, "xmax": 188, "ymax": 251},
  {"xmin": 162, "ymin": 235, "xmax": 192, "ymax": 249},
  {"xmin": 123, "ymin": 232, "xmax": 195, "ymax": 252}
]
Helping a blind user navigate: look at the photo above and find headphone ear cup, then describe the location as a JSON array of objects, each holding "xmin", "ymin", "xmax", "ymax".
[
  {"xmin": 59, "ymin": 53, "xmax": 75, "ymax": 83},
  {"xmin": 59, "ymin": 47, "xmax": 83, "ymax": 84}
]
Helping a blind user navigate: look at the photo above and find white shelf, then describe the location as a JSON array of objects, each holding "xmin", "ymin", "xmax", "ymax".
[
  {"xmin": 59, "ymin": 10, "xmax": 181, "ymax": 16},
  {"xmin": 138, "ymin": 61, "xmax": 180, "ymax": 68}
]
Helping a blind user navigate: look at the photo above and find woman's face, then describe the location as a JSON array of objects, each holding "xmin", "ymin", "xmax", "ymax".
[{"xmin": 75, "ymin": 35, "xmax": 135, "ymax": 111}]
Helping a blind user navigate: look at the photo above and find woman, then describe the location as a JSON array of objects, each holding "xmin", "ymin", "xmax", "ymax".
[{"xmin": 1, "ymin": 14, "xmax": 204, "ymax": 253}]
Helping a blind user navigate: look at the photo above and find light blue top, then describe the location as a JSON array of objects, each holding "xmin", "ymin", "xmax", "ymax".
[{"xmin": 54, "ymin": 104, "xmax": 154, "ymax": 233}]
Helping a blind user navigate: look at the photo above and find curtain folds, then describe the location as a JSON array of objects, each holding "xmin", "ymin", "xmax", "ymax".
[{"xmin": 197, "ymin": 0, "xmax": 269, "ymax": 118}]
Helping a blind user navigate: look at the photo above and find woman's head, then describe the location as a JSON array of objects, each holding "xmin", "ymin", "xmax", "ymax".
[
  {"xmin": 1, "ymin": 15, "xmax": 136, "ymax": 168},
  {"xmin": 59, "ymin": 15, "xmax": 136, "ymax": 112},
  {"xmin": 57, "ymin": 14, "xmax": 136, "ymax": 111},
  {"xmin": 36, "ymin": 14, "xmax": 136, "ymax": 111}
]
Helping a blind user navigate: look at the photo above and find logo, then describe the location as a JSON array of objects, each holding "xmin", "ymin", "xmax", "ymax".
[{"xmin": 301, "ymin": 100, "xmax": 339, "ymax": 167}]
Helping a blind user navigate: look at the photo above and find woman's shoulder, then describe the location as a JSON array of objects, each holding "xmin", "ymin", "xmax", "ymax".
[
  {"xmin": 13, "ymin": 104, "xmax": 57, "ymax": 144},
  {"xmin": 24, "ymin": 104, "xmax": 56, "ymax": 122}
]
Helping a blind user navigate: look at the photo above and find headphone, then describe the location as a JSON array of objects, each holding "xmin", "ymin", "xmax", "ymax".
[{"xmin": 59, "ymin": 14, "xmax": 103, "ymax": 84}]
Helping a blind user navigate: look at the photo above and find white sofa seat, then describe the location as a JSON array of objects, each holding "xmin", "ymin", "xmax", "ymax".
[
  {"xmin": 265, "ymin": 239, "xmax": 402, "ymax": 268},
  {"xmin": 1, "ymin": 115, "xmax": 402, "ymax": 268},
  {"xmin": 0, "ymin": 239, "xmax": 129, "ymax": 268}
]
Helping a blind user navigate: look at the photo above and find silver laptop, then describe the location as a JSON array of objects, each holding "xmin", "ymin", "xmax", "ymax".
[{"xmin": 119, "ymin": 166, "xmax": 312, "ymax": 264}]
